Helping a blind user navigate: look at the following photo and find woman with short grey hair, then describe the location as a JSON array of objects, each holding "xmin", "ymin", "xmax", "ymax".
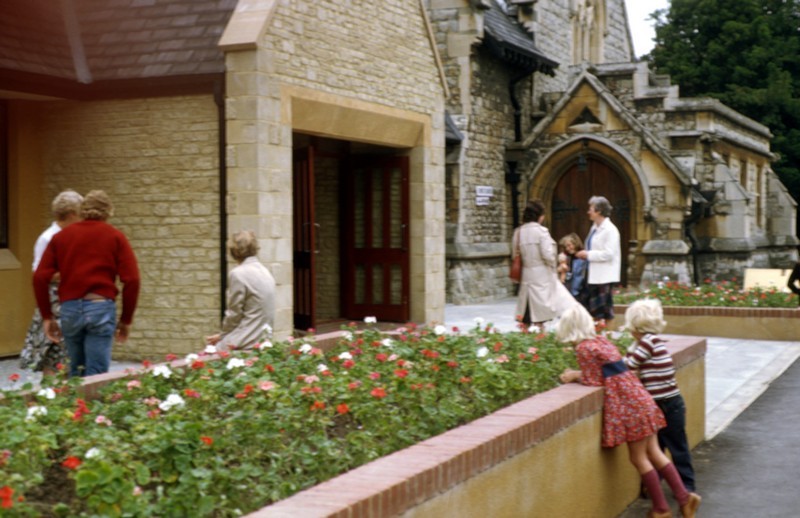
[{"xmin": 575, "ymin": 195, "xmax": 621, "ymax": 324}]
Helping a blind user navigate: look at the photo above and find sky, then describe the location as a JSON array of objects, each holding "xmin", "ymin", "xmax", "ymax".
[{"xmin": 625, "ymin": 0, "xmax": 671, "ymax": 58}]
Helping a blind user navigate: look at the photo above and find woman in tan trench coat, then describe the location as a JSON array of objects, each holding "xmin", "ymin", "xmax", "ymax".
[{"xmin": 512, "ymin": 200, "xmax": 578, "ymax": 325}]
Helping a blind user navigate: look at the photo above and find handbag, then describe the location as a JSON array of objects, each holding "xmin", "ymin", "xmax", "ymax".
[{"xmin": 509, "ymin": 245, "xmax": 522, "ymax": 283}]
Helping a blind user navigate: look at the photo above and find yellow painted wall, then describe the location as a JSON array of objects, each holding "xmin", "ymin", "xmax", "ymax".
[{"xmin": 0, "ymin": 102, "xmax": 46, "ymax": 357}]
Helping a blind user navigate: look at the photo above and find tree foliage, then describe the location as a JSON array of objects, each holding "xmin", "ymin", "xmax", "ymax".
[{"xmin": 648, "ymin": 0, "xmax": 800, "ymax": 208}]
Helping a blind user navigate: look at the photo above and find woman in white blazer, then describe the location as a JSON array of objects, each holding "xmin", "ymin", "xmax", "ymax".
[
  {"xmin": 575, "ymin": 196, "xmax": 621, "ymax": 323},
  {"xmin": 206, "ymin": 230, "xmax": 276, "ymax": 350},
  {"xmin": 512, "ymin": 200, "xmax": 578, "ymax": 325}
]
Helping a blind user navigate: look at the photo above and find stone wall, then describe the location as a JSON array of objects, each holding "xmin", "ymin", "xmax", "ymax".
[{"xmin": 37, "ymin": 95, "xmax": 222, "ymax": 359}]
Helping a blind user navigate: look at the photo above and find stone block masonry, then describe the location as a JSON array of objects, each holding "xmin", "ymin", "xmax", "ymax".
[{"xmin": 38, "ymin": 95, "xmax": 222, "ymax": 359}]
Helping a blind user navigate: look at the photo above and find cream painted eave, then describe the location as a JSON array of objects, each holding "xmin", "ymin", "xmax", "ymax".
[
  {"xmin": 218, "ymin": 0, "xmax": 278, "ymax": 51},
  {"xmin": 519, "ymin": 70, "xmax": 696, "ymax": 187}
]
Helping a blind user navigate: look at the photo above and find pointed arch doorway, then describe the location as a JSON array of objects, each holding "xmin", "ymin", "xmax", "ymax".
[{"xmin": 549, "ymin": 157, "xmax": 631, "ymax": 286}]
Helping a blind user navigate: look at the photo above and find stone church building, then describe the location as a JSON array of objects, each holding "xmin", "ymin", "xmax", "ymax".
[
  {"xmin": 434, "ymin": 0, "xmax": 797, "ymax": 304},
  {"xmin": 0, "ymin": 0, "xmax": 795, "ymax": 357}
]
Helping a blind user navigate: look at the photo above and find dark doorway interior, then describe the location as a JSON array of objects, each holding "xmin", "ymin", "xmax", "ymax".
[{"xmin": 292, "ymin": 136, "xmax": 411, "ymax": 331}]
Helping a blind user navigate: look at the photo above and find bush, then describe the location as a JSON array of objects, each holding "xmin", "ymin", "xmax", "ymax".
[{"xmin": 0, "ymin": 320, "xmax": 595, "ymax": 517}]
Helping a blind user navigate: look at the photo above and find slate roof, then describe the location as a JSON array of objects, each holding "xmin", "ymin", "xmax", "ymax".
[
  {"xmin": 483, "ymin": 0, "xmax": 558, "ymax": 75},
  {"xmin": 0, "ymin": 0, "xmax": 236, "ymax": 87}
]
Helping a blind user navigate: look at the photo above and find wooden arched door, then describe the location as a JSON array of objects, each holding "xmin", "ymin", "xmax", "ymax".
[{"xmin": 550, "ymin": 157, "xmax": 631, "ymax": 286}]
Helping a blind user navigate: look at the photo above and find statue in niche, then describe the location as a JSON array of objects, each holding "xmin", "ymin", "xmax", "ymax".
[{"xmin": 572, "ymin": 0, "xmax": 606, "ymax": 64}]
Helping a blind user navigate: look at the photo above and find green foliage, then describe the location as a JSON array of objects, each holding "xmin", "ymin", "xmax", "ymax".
[
  {"xmin": 615, "ymin": 278, "xmax": 798, "ymax": 307},
  {"xmin": 0, "ymin": 321, "xmax": 592, "ymax": 517},
  {"xmin": 648, "ymin": 0, "xmax": 800, "ymax": 207}
]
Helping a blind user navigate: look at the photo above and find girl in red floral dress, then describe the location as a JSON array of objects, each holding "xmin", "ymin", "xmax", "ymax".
[{"xmin": 557, "ymin": 304, "xmax": 701, "ymax": 518}]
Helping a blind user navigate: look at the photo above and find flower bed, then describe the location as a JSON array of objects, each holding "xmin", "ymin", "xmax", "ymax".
[
  {"xmin": 615, "ymin": 278, "xmax": 798, "ymax": 308},
  {"xmin": 1, "ymin": 321, "xmax": 595, "ymax": 517},
  {"xmin": 614, "ymin": 279, "xmax": 799, "ymax": 340}
]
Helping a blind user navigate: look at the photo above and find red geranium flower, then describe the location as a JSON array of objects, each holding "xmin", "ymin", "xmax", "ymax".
[
  {"xmin": 264, "ymin": 364, "xmax": 275, "ymax": 372},
  {"xmin": 72, "ymin": 399, "xmax": 90, "ymax": 421},
  {"xmin": 394, "ymin": 369, "xmax": 409, "ymax": 378},
  {"xmin": 200, "ymin": 436, "xmax": 213, "ymax": 446},
  {"xmin": 191, "ymin": 360, "xmax": 206, "ymax": 370},
  {"xmin": 0, "ymin": 485, "xmax": 13, "ymax": 509},
  {"xmin": 370, "ymin": 387, "xmax": 387, "ymax": 399},
  {"xmin": 8, "ymin": 374, "xmax": 19, "ymax": 382},
  {"xmin": 61, "ymin": 456, "xmax": 81, "ymax": 470},
  {"xmin": 347, "ymin": 381, "xmax": 361, "ymax": 391},
  {"xmin": 336, "ymin": 403, "xmax": 349, "ymax": 415},
  {"xmin": 310, "ymin": 400, "xmax": 326, "ymax": 411},
  {"xmin": 342, "ymin": 359, "xmax": 356, "ymax": 369},
  {"xmin": 142, "ymin": 360, "xmax": 151, "ymax": 368},
  {"xmin": 375, "ymin": 353, "xmax": 387, "ymax": 362},
  {"xmin": 165, "ymin": 353, "xmax": 178, "ymax": 361},
  {"xmin": 183, "ymin": 389, "xmax": 201, "ymax": 398}
]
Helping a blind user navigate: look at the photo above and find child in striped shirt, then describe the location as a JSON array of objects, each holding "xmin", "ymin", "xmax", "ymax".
[{"xmin": 624, "ymin": 298, "xmax": 696, "ymax": 493}]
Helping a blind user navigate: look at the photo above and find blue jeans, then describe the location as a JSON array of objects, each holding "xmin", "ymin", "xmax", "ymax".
[
  {"xmin": 60, "ymin": 299, "xmax": 116, "ymax": 377},
  {"xmin": 656, "ymin": 394, "xmax": 696, "ymax": 491}
]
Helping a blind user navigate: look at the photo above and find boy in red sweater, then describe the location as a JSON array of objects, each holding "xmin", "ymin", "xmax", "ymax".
[{"xmin": 34, "ymin": 190, "xmax": 140, "ymax": 377}]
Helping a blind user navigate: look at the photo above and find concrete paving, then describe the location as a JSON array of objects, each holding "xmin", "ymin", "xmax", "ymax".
[{"xmin": 3, "ymin": 297, "xmax": 800, "ymax": 516}]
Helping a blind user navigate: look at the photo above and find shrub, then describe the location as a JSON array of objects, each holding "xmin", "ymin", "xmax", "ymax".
[{"xmin": 1, "ymin": 320, "xmax": 593, "ymax": 517}]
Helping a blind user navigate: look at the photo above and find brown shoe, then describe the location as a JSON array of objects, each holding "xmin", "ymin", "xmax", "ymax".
[
  {"xmin": 680, "ymin": 492, "xmax": 702, "ymax": 518},
  {"xmin": 646, "ymin": 510, "xmax": 672, "ymax": 518}
]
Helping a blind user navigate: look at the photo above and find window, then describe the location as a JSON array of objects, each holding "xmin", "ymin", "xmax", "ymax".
[{"xmin": 0, "ymin": 101, "xmax": 8, "ymax": 248}]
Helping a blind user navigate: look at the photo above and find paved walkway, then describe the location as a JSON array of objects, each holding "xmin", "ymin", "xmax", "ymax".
[{"xmin": 3, "ymin": 298, "xmax": 800, "ymax": 516}]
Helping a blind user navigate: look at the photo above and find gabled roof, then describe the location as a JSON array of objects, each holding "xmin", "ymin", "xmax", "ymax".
[
  {"xmin": 483, "ymin": 0, "xmax": 557, "ymax": 75},
  {"xmin": 523, "ymin": 69, "xmax": 696, "ymax": 187},
  {"xmin": 0, "ymin": 0, "xmax": 236, "ymax": 98}
]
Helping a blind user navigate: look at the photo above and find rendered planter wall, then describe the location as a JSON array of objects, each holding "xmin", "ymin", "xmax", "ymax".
[
  {"xmin": 248, "ymin": 336, "xmax": 706, "ymax": 518},
  {"xmin": 615, "ymin": 305, "xmax": 800, "ymax": 341}
]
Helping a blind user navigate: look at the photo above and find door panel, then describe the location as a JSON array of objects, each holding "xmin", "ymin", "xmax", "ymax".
[
  {"xmin": 293, "ymin": 147, "xmax": 316, "ymax": 330},
  {"xmin": 551, "ymin": 158, "xmax": 630, "ymax": 285},
  {"xmin": 342, "ymin": 156, "xmax": 409, "ymax": 322}
]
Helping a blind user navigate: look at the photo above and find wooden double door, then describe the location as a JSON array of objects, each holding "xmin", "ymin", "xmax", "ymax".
[
  {"xmin": 550, "ymin": 157, "xmax": 631, "ymax": 286},
  {"xmin": 293, "ymin": 147, "xmax": 410, "ymax": 330}
]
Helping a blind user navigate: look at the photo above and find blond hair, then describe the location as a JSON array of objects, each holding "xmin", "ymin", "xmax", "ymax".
[
  {"xmin": 51, "ymin": 190, "xmax": 83, "ymax": 221},
  {"xmin": 624, "ymin": 298, "xmax": 667, "ymax": 334},
  {"xmin": 559, "ymin": 232, "xmax": 584, "ymax": 252},
  {"xmin": 229, "ymin": 230, "xmax": 259, "ymax": 263},
  {"xmin": 556, "ymin": 304, "xmax": 596, "ymax": 344},
  {"xmin": 81, "ymin": 190, "xmax": 113, "ymax": 220}
]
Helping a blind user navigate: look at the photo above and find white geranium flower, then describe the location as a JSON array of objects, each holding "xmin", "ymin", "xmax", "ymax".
[
  {"xmin": 86, "ymin": 448, "xmax": 102, "ymax": 459},
  {"xmin": 434, "ymin": 325, "xmax": 447, "ymax": 335},
  {"xmin": 339, "ymin": 351, "xmax": 353, "ymax": 360},
  {"xmin": 343, "ymin": 331, "xmax": 354, "ymax": 341},
  {"xmin": 37, "ymin": 388, "xmax": 56, "ymax": 400},
  {"xmin": 158, "ymin": 393, "xmax": 185, "ymax": 412},
  {"xmin": 299, "ymin": 343, "xmax": 313, "ymax": 354},
  {"xmin": 153, "ymin": 365, "xmax": 172, "ymax": 379},
  {"xmin": 528, "ymin": 324, "xmax": 541, "ymax": 334},
  {"xmin": 474, "ymin": 317, "xmax": 485, "ymax": 327},
  {"xmin": 261, "ymin": 323, "xmax": 273, "ymax": 335},
  {"xmin": 204, "ymin": 345, "xmax": 218, "ymax": 354},
  {"xmin": 657, "ymin": 281, "xmax": 665, "ymax": 289},
  {"xmin": 257, "ymin": 340, "xmax": 273, "ymax": 350},
  {"xmin": 662, "ymin": 276, "xmax": 670, "ymax": 282},
  {"xmin": 317, "ymin": 363, "xmax": 329, "ymax": 373},
  {"xmin": 226, "ymin": 358, "xmax": 246, "ymax": 370},
  {"xmin": 25, "ymin": 406, "xmax": 48, "ymax": 422},
  {"xmin": 364, "ymin": 316, "xmax": 377, "ymax": 324},
  {"xmin": 381, "ymin": 338, "xmax": 394, "ymax": 348},
  {"xmin": 476, "ymin": 346, "xmax": 489, "ymax": 358},
  {"xmin": 185, "ymin": 353, "xmax": 199, "ymax": 363}
]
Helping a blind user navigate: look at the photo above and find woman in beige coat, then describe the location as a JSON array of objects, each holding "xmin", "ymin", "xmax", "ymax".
[
  {"xmin": 512, "ymin": 200, "xmax": 578, "ymax": 325},
  {"xmin": 206, "ymin": 230, "xmax": 276, "ymax": 350}
]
